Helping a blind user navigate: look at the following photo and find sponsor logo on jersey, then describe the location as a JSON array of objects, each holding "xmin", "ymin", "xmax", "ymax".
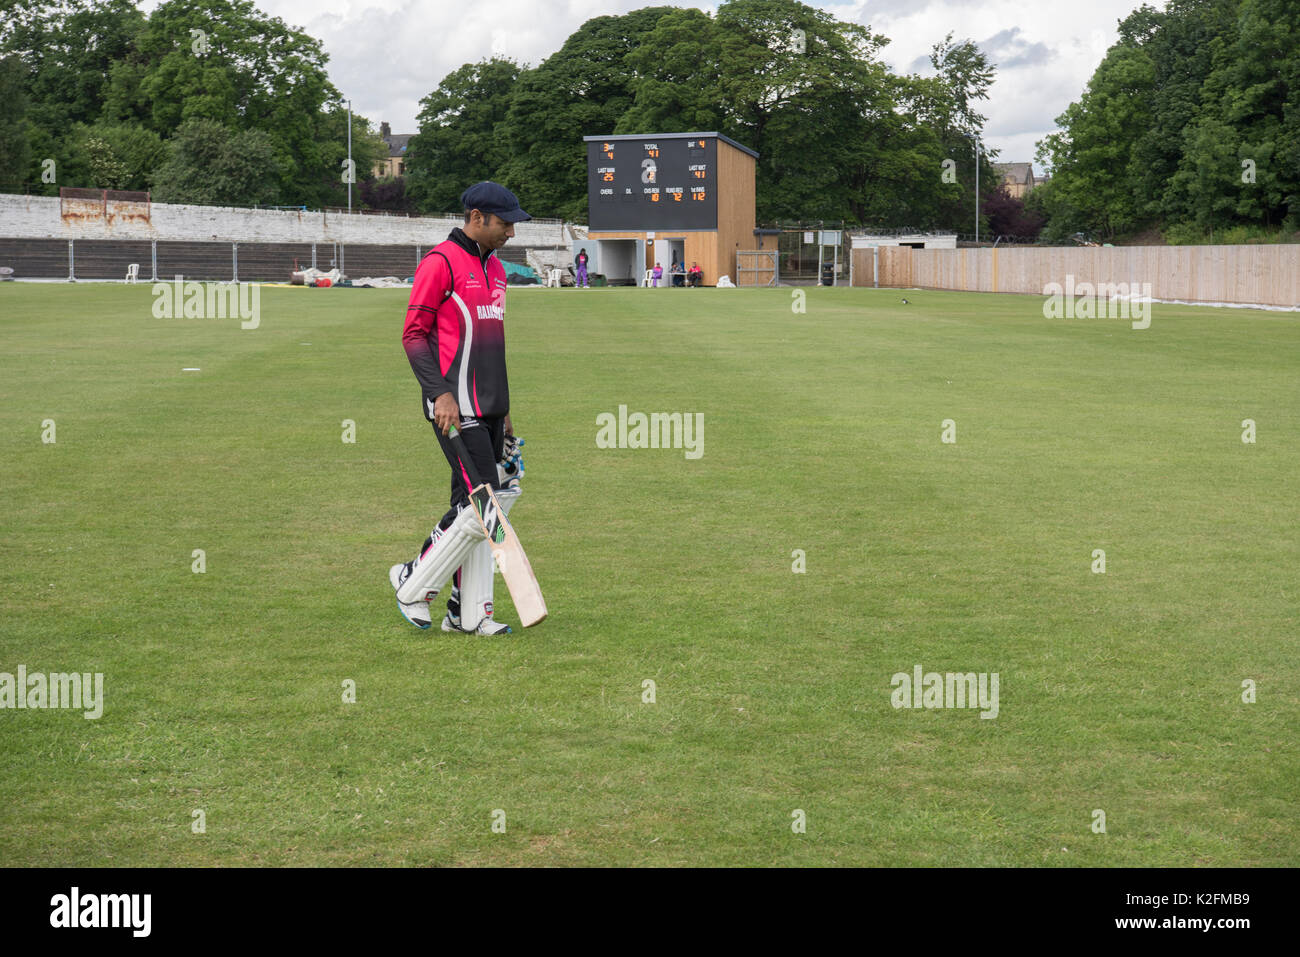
[{"xmin": 476, "ymin": 304, "xmax": 505, "ymax": 321}]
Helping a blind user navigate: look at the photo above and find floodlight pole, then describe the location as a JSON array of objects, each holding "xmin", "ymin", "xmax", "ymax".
[{"xmin": 347, "ymin": 99, "xmax": 353, "ymax": 214}]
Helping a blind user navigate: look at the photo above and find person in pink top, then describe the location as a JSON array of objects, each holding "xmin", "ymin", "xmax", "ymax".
[
  {"xmin": 652, "ymin": 262, "xmax": 663, "ymax": 287},
  {"xmin": 392, "ymin": 180, "xmax": 529, "ymax": 636}
]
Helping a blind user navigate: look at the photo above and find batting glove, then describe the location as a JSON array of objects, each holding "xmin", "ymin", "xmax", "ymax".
[{"xmin": 498, "ymin": 435, "xmax": 525, "ymax": 488}]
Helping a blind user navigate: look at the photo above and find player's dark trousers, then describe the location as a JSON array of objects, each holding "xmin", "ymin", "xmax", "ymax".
[{"xmin": 433, "ymin": 415, "xmax": 506, "ymax": 530}]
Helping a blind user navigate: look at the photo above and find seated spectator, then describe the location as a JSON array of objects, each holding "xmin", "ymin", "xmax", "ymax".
[
  {"xmin": 652, "ymin": 262, "xmax": 663, "ymax": 287},
  {"xmin": 688, "ymin": 262, "xmax": 703, "ymax": 287},
  {"xmin": 671, "ymin": 260, "xmax": 685, "ymax": 287}
]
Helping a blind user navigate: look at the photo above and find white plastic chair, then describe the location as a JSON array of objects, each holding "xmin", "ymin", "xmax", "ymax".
[
  {"xmin": 642, "ymin": 269, "xmax": 655, "ymax": 287},
  {"xmin": 546, "ymin": 268, "xmax": 561, "ymax": 288},
  {"xmin": 125, "ymin": 263, "xmax": 139, "ymax": 283}
]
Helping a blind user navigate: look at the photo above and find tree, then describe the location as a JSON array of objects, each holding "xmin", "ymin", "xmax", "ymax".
[
  {"xmin": 360, "ymin": 175, "xmax": 413, "ymax": 212},
  {"xmin": 0, "ymin": 55, "xmax": 31, "ymax": 188},
  {"xmin": 1, "ymin": 0, "xmax": 143, "ymax": 192},
  {"xmin": 497, "ymin": 7, "xmax": 680, "ymax": 219},
  {"xmin": 405, "ymin": 58, "xmax": 522, "ymax": 214},
  {"xmin": 1122, "ymin": 1, "xmax": 1232, "ymax": 223},
  {"xmin": 906, "ymin": 33, "xmax": 1001, "ymax": 232},
  {"xmin": 486, "ymin": 0, "xmax": 969, "ymax": 224},
  {"xmin": 312, "ymin": 109, "xmax": 388, "ymax": 210},
  {"xmin": 58, "ymin": 122, "xmax": 169, "ymax": 190},
  {"xmin": 710, "ymin": 0, "xmax": 904, "ymax": 223},
  {"xmin": 984, "ymin": 186, "xmax": 1045, "ymax": 238},
  {"xmin": 104, "ymin": 0, "xmax": 346, "ymax": 205},
  {"xmin": 618, "ymin": 8, "xmax": 726, "ymax": 134},
  {"xmin": 151, "ymin": 118, "xmax": 278, "ymax": 205},
  {"xmin": 925, "ymin": 32, "xmax": 995, "ymax": 139},
  {"xmin": 0, "ymin": 0, "xmax": 144, "ymax": 132},
  {"xmin": 1035, "ymin": 42, "xmax": 1156, "ymax": 238},
  {"xmin": 1194, "ymin": 0, "xmax": 1300, "ymax": 227},
  {"xmin": 1035, "ymin": 0, "xmax": 1300, "ymax": 238},
  {"xmin": 1023, "ymin": 178, "xmax": 1079, "ymax": 242}
]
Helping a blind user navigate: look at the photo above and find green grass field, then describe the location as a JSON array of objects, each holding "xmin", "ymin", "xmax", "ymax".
[{"xmin": 1, "ymin": 281, "xmax": 1296, "ymax": 867}]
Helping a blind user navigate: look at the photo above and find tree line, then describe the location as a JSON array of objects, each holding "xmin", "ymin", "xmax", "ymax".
[
  {"xmin": 404, "ymin": 1, "xmax": 1007, "ymax": 231},
  {"xmin": 1033, "ymin": 0, "xmax": 1300, "ymax": 242},
  {"xmin": 0, "ymin": 0, "xmax": 1015, "ymax": 230},
  {"xmin": 0, "ymin": 0, "xmax": 384, "ymax": 208}
]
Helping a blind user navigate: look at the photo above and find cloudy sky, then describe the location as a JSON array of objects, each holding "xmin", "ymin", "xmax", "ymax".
[{"xmin": 140, "ymin": 0, "xmax": 1164, "ymax": 171}]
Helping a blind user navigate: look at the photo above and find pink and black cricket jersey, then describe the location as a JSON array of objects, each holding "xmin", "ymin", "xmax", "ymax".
[{"xmin": 402, "ymin": 227, "xmax": 509, "ymax": 420}]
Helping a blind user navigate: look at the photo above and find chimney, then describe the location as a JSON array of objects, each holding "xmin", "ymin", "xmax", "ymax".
[{"xmin": 380, "ymin": 121, "xmax": 391, "ymax": 139}]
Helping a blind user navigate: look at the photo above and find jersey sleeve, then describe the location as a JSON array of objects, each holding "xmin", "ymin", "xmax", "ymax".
[{"xmin": 402, "ymin": 253, "xmax": 454, "ymax": 415}]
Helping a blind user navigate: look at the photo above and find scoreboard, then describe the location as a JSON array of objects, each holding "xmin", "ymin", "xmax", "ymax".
[{"xmin": 586, "ymin": 135, "xmax": 718, "ymax": 231}]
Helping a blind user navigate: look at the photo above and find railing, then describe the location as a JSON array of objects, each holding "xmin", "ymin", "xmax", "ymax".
[
  {"xmin": 956, "ymin": 234, "xmax": 1053, "ymax": 246},
  {"xmin": 844, "ymin": 227, "xmax": 959, "ymax": 238}
]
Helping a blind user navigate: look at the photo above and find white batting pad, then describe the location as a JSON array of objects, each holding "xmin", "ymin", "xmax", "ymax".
[
  {"xmin": 395, "ymin": 505, "xmax": 484, "ymax": 605},
  {"xmin": 459, "ymin": 487, "xmax": 520, "ymax": 631}
]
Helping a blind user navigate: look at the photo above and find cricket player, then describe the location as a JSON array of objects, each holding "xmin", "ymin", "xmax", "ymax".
[{"xmin": 389, "ymin": 181, "xmax": 530, "ymax": 634}]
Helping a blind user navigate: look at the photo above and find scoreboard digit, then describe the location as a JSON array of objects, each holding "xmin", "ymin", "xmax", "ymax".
[{"xmin": 588, "ymin": 135, "xmax": 718, "ymax": 230}]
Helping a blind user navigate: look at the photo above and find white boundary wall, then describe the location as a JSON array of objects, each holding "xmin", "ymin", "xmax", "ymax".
[{"xmin": 0, "ymin": 193, "xmax": 577, "ymax": 247}]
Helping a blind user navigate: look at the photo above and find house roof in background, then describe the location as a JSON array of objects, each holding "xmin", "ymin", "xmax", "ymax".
[
  {"xmin": 994, "ymin": 162, "xmax": 1035, "ymax": 184},
  {"xmin": 384, "ymin": 134, "xmax": 413, "ymax": 157}
]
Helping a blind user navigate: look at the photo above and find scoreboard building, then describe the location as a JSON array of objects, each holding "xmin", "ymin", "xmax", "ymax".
[{"xmin": 582, "ymin": 132, "xmax": 759, "ymax": 287}]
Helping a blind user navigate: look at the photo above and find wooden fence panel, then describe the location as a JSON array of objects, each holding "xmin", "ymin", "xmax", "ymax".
[{"xmin": 853, "ymin": 244, "xmax": 1299, "ymax": 307}]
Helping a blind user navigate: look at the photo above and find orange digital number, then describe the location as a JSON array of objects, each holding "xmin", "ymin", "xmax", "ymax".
[{"xmin": 603, "ymin": 172, "xmax": 614, "ymax": 182}]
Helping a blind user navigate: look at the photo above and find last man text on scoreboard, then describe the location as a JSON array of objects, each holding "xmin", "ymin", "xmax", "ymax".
[{"xmin": 584, "ymin": 133, "xmax": 721, "ymax": 230}]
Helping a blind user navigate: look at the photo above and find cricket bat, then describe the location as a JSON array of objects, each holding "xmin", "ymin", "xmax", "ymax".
[{"xmin": 446, "ymin": 425, "xmax": 547, "ymax": 627}]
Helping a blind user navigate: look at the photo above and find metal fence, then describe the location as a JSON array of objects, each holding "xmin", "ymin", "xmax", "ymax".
[
  {"xmin": 0, "ymin": 238, "xmax": 543, "ymax": 282},
  {"xmin": 768, "ymin": 223, "xmax": 848, "ymax": 284},
  {"xmin": 0, "ymin": 238, "xmax": 432, "ymax": 282}
]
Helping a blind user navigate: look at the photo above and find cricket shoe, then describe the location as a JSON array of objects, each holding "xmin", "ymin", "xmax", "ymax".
[
  {"xmin": 441, "ymin": 614, "xmax": 512, "ymax": 635},
  {"xmin": 442, "ymin": 588, "xmax": 512, "ymax": 635},
  {"xmin": 389, "ymin": 560, "xmax": 432, "ymax": 630}
]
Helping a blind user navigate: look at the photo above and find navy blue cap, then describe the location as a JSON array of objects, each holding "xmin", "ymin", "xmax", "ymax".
[{"xmin": 460, "ymin": 181, "xmax": 531, "ymax": 223}]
